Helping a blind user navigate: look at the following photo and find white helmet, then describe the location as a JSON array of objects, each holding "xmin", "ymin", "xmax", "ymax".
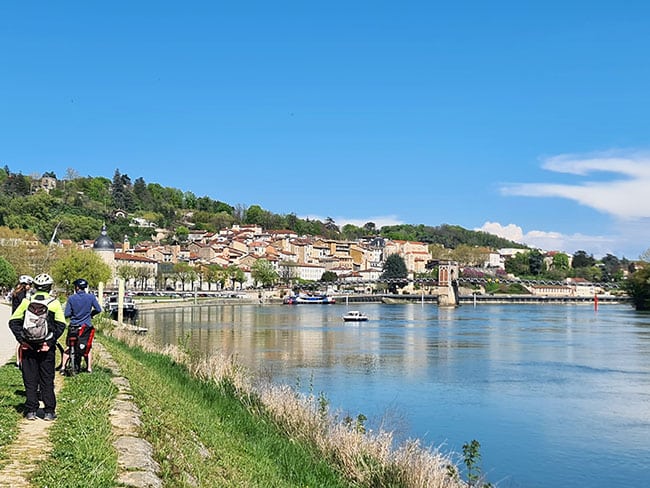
[
  {"xmin": 19, "ymin": 275, "xmax": 33, "ymax": 285},
  {"xmin": 33, "ymin": 273, "xmax": 54, "ymax": 289}
]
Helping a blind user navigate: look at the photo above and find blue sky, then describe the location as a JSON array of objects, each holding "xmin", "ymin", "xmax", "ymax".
[{"xmin": 2, "ymin": 1, "xmax": 650, "ymax": 259}]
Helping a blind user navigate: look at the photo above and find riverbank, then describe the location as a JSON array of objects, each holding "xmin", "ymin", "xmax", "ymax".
[{"xmin": 0, "ymin": 307, "xmax": 470, "ymax": 487}]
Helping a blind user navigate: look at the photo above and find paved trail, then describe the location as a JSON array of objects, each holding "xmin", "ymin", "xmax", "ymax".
[
  {"xmin": 1, "ymin": 303, "xmax": 18, "ymax": 366},
  {"xmin": 0, "ymin": 304, "xmax": 63, "ymax": 486}
]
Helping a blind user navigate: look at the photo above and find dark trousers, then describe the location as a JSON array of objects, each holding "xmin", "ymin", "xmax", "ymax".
[{"xmin": 21, "ymin": 347, "xmax": 56, "ymax": 414}]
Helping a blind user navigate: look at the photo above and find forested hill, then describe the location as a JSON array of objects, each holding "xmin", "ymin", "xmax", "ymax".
[
  {"xmin": 380, "ymin": 224, "xmax": 526, "ymax": 249},
  {"xmin": 0, "ymin": 166, "xmax": 526, "ymax": 250}
]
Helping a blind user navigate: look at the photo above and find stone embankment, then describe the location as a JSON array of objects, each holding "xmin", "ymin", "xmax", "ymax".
[{"xmin": 94, "ymin": 341, "xmax": 162, "ymax": 488}]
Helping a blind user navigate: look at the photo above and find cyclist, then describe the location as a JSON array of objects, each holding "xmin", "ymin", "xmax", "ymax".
[
  {"xmin": 8, "ymin": 273, "xmax": 66, "ymax": 421},
  {"xmin": 10, "ymin": 275, "xmax": 33, "ymax": 366},
  {"xmin": 62, "ymin": 278, "xmax": 102, "ymax": 373},
  {"xmin": 10, "ymin": 275, "xmax": 33, "ymax": 312}
]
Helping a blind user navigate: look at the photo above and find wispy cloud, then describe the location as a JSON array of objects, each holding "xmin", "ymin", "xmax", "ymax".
[
  {"xmin": 501, "ymin": 150, "xmax": 650, "ymax": 220},
  {"xmin": 477, "ymin": 221, "xmax": 618, "ymax": 257}
]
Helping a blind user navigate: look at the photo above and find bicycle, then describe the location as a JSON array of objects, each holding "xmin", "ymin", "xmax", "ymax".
[{"xmin": 63, "ymin": 326, "xmax": 85, "ymax": 376}]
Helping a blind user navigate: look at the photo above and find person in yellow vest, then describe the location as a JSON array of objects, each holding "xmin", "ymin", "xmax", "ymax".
[{"xmin": 8, "ymin": 273, "xmax": 66, "ymax": 421}]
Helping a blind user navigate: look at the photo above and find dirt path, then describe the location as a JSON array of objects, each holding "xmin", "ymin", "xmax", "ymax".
[{"xmin": 0, "ymin": 373, "xmax": 64, "ymax": 487}]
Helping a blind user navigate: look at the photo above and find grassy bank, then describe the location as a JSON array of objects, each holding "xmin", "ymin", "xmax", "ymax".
[
  {"xmin": 101, "ymin": 333, "xmax": 354, "ymax": 487},
  {"xmin": 1, "ymin": 324, "xmax": 471, "ymax": 487},
  {"xmin": 103, "ymin": 326, "xmax": 465, "ymax": 488}
]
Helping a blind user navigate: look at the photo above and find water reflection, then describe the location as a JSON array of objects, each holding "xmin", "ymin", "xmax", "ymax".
[{"xmin": 139, "ymin": 303, "xmax": 650, "ymax": 488}]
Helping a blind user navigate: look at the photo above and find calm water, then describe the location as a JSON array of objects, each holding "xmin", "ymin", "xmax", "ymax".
[{"xmin": 139, "ymin": 303, "xmax": 650, "ymax": 488}]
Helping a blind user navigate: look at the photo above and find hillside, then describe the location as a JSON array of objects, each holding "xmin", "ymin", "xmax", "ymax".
[{"xmin": 0, "ymin": 166, "xmax": 526, "ymax": 250}]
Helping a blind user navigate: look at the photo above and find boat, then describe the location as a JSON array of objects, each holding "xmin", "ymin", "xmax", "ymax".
[
  {"xmin": 294, "ymin": 293, "xmax": 336, "ymax": 304},
  {"xmin": 342, "ymin": 310, "xmax": 368, "ymax": 322},
  {"xmin": 104, "ymin": 295, "xmax": 139, "ymax": 320},
  {"xmin": 283, "ymin": 293, "xmax": 336, "ymax": 304}
]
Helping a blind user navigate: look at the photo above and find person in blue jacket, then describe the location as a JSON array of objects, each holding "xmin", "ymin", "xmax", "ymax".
[{"xmin": 62, "ymin": 278, "xmax": 102, "ymax": 373}]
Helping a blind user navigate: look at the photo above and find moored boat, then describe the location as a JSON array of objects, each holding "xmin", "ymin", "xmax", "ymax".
[
  {"xmin": 104, "ymin": 294, "xmax": 139, "ymax": 320},
  {"xmin": 294, "ymin": 293, "xmax": 336, "ymax": 304}
]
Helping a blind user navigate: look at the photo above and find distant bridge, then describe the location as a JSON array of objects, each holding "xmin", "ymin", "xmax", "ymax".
[{"xmin": 310, "ymin": 277, "xmax": 622, "ymax": 290}]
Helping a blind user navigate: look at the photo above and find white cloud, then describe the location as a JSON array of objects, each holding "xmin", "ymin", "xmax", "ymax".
[
  {"xmin": 501, "ymin": 150, "xmax": 650, "ymax": 220},
  {"xmin": 476, "ymin": 221, "xmax": 617, "ymax": 257}
]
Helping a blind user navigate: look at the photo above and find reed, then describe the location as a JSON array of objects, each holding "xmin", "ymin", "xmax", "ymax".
[{"xmin": 108, "ymin": 326, "xmax": 465, "ymax": 488}]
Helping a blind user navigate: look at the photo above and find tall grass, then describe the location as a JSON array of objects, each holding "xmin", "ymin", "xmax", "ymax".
[
  {"xmin": 102, "ymin": 334, "xmax": 353, "ymax": 487},
  {"xmin": 108, "ymin": 327, "xmax": 465, "ymax": 488}
]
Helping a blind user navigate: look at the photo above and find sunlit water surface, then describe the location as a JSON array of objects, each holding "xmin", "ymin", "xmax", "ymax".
[{"xmin": 139, "ymin": 303, "xmax": 650, "ymax": 488}]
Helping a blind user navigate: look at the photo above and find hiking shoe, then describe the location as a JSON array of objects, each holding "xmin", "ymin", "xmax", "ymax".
[
  {"xmin": 25, "ymin": 411, "xmax": 37, "ymax": 421},
  {"xmin": 43, "ymin": 412, "xmax": 57, "ymax": 421}
]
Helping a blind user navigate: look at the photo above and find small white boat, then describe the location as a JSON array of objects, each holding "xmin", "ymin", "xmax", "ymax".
[{"xmin": 343, "ymin": 310, "xmax": 369, "ymax": 322}]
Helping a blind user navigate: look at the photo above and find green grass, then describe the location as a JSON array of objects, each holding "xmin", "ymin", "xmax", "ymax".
[
  {"xmin": 31, "ymin": 367, "xmax": 118, "ymax": 488},
  {"xmin": 0, "ymin": 361, "xmax": 24, "ymax": 463},
  {"xmin": 101, "ymin": 334, "xmax": 354, "ymax": 488}
]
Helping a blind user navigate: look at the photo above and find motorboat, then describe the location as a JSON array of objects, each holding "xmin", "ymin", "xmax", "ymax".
[{"xmin": 342, "ymin": 310, "xmax": 369, "ymax": 322}]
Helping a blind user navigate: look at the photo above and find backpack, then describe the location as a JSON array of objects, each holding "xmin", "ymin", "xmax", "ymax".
[{"xmin": 22, "ymin": 295, "xmax": 55, "ymax": 343}]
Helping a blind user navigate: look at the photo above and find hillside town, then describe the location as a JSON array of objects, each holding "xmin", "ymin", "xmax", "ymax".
[{"xmin": 71, "ymin": 220, "xmax": 617, "ymax": 299}]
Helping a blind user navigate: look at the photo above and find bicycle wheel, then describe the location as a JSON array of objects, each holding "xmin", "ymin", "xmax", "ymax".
[{"xmin": 65, "ymin": 346, "xmax": 78, "ymax": 376}]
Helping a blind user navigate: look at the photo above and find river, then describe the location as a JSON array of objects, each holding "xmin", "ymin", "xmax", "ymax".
[{"xmin": 138, "ymin": 302, "xmax": 650, "ymax": 488}]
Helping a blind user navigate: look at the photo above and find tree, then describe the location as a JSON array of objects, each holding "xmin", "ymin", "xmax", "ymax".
[
  {"xmin": 64, "ymin": 167, "xmax": 80, "ymax": 181},
  {"xmin": 116, "ymin": 264, "xmax": 138, "ymax": 289},
  {"xmin": 624, "ymin": 266, "xmax": 650, "ymax": 310},
  {"xmin": 381, "ymin": 254, "xmax": 408, "ymax": 293},
  {"xmin": 600, "ymin": 253, "xmax": 622, "ymax": 282},
  {"xmin": 134, "ymin": 267, "xmax": 153, "ymax": 290},
  {"xmin": 572, "ymin": 250, "xmax": 595, "ymax": 268},
  {"xmin": 111, "ymin": 169, "xmax": 126, "ymax": 209},
  {"xmin": 245, "ymin": 205, "xmax": 264, "ymax": 225},
  {"xmin": 50, "ymin": 248, "xmax": 112, "ymax": 293},
  {"xmin": 551, "ymin": 253, "xmax": 570, "ymax": 271},
  {"xmin": 0, "ymin": 256, "xmax": 17, "ymax": 289},
  {"xmin": 251, "ymin": 259, "xmax": 278, "ymax": 288},
  {"xmin": 278, "ymin": 263, "xmax": 297, "ymax": 286},
  {"xmin": 528, "ymin": 250, "xmax": 545, "ymax": 276},
  {"xmin": 173, "ymin": 262, "xmax": 196, "ymax": 291},
  {"xmin": 320, "ymin": 270, "xmax": 338, "ymax": 282},
  {"xmin": 232, "ymin": 267, "xmax": 246, "ymax": 290},
  {"xmin": 505, "ymin": 252, "xmax": 530, "ymax": 276},
  {"xmin": 175, "ymin": 225, "xmax": 189, "ymax": 243},
  {"xmin": 205, "ymin": 264, "xmax": 226, "ymax": 291}
]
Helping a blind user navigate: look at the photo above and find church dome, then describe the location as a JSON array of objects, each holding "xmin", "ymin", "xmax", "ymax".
[{"xmin": 93, "ymin": 225, "xmax": 115, "ymax": 250}]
